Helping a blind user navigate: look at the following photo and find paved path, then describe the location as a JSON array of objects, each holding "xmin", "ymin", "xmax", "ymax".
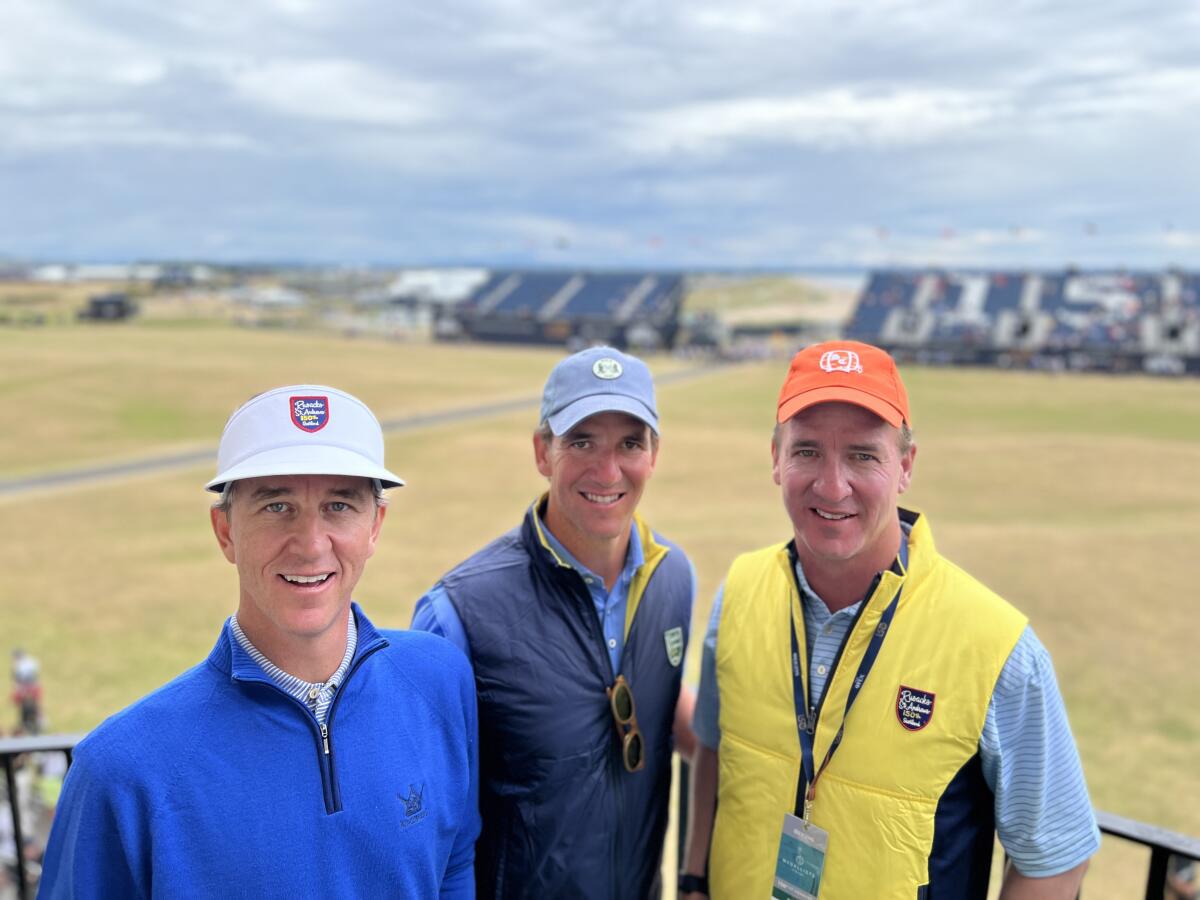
[{"xmin": 0, "ymin": 362, "xmax": 728, "ymax": 499}]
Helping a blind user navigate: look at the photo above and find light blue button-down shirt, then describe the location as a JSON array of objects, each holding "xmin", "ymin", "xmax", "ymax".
[
  {"xmin": 412, "ymin": 511, "xmax": 645, "ymax": 675},
  {"xmin": 692, "ymin": 526, "xmax": 1100, "ymax": 878}
]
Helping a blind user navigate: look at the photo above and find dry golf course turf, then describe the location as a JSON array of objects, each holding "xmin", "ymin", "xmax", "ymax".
[{"xmin": 3, "ymin": 323, "xmax": 1198, "ymax": 897}]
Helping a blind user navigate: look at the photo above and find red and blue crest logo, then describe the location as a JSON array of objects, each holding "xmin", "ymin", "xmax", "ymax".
[
  {"xmin": 290, "ymin": 395, "xmax": 329, "ymax": 432},
  {"xmin": 896, "ymin": 685, "xmax": 935, "ymax": 731}
]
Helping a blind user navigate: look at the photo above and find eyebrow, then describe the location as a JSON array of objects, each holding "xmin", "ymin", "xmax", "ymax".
[
  {"xmin": 328, "ymin": 486, "xmax": 370, "ymax": 500},
  {"xmin": 788, "ymin": 438, "xmax": 885, "ymax": 453},
  {"xmin": 246, "ymin": 485, "xmax": 370, "ymax": 502},
  {"xmin": 562, "ymin": 427, "xmax": 649, "ymax": 443},
  {"xmin": 248, "ymin": 486, "xmax": 293, "ymax": 501}
]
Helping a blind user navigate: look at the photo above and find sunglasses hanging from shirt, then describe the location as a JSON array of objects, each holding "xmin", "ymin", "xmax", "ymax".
[{"xmin": 607, "ymin": 675, "xmax": 646, "ymax": 772}]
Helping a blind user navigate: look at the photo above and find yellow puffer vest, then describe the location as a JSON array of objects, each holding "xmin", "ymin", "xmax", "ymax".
[{"xmin": 710, "ymin": 512, "xmax": 1026, "ymax": 899}]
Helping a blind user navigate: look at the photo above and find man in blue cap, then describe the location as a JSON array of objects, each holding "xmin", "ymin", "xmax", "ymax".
[{"xmin": 413, "ymin": 347, "xmax": 696, "ymax": 899}]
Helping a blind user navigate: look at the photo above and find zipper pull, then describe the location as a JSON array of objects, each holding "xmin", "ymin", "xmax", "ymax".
[{"xmin": 320, "ymin": 722, "xmax": 330, "ymax": 755}]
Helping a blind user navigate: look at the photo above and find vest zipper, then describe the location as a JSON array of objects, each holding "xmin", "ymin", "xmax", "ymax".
[{"xmin": 568, "ymin": 569, "xmax": 623, "ymax": 897}]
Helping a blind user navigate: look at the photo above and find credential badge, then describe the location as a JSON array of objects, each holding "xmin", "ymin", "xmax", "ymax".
[
  {"xmin": 819, "ymin": 350, "xmax": 863, "ymax": 375},
  {"xmin": 593, "ymin": 357, "xmax": 623, "ymax": 380},
  {"xmin": 895, "ymin": 685, "xmax": 935, "ymax": 731},
  {"xmin": 663, "ymin": 626, "xmax": 684, "ymax": 667},
  {"xmin": 290, "ymin": 395, "xmax": 329, "ymax": 433}
]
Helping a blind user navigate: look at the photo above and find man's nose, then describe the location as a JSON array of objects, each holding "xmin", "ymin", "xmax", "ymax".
[
  {"xmin": 289, "ymin": 508, "xmax": 331, "ymax": 553},
  {"xmin": 812, "ymin": 457, "xmax": 851, "ymax": 501},
  {"xmin": 592, "ymin": 448, "xmax": 622, "ymax": 484}
]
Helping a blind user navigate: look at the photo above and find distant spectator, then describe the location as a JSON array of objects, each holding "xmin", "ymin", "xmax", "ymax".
[
  {"xmin": 10, "ymin": 648, "xmax": 41, "ymax": 735},
  {"xmin": 1168, "ymin": 855, "xmax": 1199, "ymax": 900}
]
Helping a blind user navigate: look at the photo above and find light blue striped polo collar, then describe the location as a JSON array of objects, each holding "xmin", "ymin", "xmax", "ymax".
[{"xmin": 228, "ymin": 609, "xmax": 357, "ymax": 725}]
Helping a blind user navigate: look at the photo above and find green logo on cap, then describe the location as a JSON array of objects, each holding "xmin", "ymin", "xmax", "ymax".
[{"xmin": 593, "ymin": 358, "xmax": 623, "ymax": 379}]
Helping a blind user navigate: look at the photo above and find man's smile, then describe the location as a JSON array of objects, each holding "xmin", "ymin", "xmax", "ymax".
[
  {"xmin": 812, "ymin": 508, "xmax": 855, "ymax": 521},
  {"xmin": 582, "ymin": 491, "xmax": 624, "ymax": 505},
  {"xmin": 280, "ymin": 572, "xmax": 335, "ymax": 587}
]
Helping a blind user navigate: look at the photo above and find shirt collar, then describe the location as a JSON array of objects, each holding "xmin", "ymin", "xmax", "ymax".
[
  {"xmin": 534, "ymin": 501, "xmax": 644, "ymax": 587},
  {"xmin": 794, "ymin": 518, "xmax": 914, "ymax": 616},
  {"xmin": 229, "ymin": 609, "xmax": 357, "ymax": 701}
]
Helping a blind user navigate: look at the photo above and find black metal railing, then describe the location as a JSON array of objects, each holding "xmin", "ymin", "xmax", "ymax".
[
  {"xmin": 0, "ymin": 733, "xmax": 81, "ymax": 900},
  {"xmin": 674, "ymin": 761, "xmax": 1200, "ymax": 899},
  {"xmin": 1095, "ymin": 809, "xmax": 1200, "ymax": 900},
  {"xmin": 3, "ymin": 738, "xmax": 1198, "ymax": 899}
]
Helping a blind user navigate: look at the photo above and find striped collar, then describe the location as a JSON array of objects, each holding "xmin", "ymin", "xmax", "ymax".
[
  {"xmin": 229, "ymin": 609, "xmax": 357, "ymax": 725},
  {"xmin": 793, "ymin": 518, "xmax": 914, "ymax": 615}
]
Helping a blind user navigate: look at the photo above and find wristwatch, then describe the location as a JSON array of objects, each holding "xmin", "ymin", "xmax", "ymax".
[{"xmin": 678, "ymin": 872, "xmax": 708, "ymax": 895}]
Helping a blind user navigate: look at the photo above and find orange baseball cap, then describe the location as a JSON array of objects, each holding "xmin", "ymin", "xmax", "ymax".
[{"xmin": 776, "ymin": 341, "xmax": 910, "ymax": 427}]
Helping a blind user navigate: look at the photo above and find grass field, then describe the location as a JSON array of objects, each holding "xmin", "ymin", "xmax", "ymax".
[{"xmin": 2, "ymin": 323, "xmax": 1198, "ymax": 897}]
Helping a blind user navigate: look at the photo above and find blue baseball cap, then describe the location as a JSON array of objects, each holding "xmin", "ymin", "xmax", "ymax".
[{"xmin": 539, "ymin": 347, "xmax": 659, "ymax": 436}]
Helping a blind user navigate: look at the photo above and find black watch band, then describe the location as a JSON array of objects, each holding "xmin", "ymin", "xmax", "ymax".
[{"xmin": 678, "ymin": 873, "xmax": 708, "ymax": 895}]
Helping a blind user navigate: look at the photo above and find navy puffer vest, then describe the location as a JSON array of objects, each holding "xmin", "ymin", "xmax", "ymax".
[{"xmin": 442, "ymin": 501, "xmax": 692, "ymax": 900}]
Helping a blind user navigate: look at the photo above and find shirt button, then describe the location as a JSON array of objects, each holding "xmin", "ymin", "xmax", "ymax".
[
  {"xmin": 307, "ymin": 686, "xmax": 320, "ymax": 700},
  {"xmin": 817, "ymin": 665, "xmax": 827, "ymax": 676},
  {"xmin": 608, "ymin": 638, "xmax": 617, "ymax": 649},
  {"xmin": 823, "ymin": 624, "xmax": 833, "ymax": 635},
  {"xmin": 585, "ymin": 577, "xmax": 594, "ymax": 585}
]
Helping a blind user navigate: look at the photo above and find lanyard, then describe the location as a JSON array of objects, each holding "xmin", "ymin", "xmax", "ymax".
[{"xmin": 790, "ymin": 540, "xmax": 907, "ymax": 820}]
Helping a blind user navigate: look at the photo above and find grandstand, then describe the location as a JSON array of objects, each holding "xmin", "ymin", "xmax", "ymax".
[
  {"xmin": 846, "ymin": 270, "xmax": 1200, "ymax": 374},
  {"xmin": 454, "ymin": 270, "xmax": 685, "ymax": 350}
]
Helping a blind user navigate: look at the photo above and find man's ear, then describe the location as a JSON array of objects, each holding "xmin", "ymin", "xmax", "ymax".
[
  {"xmin": 365, "ymin": 503, "xmax": 387, "ymax": 560},
  {"xmin": 897, "ymin": 443, "xmax": 917, "ymax": 494},
  {"xmin": 533, "ymin": 431, "xmax": 553, "ymax": 479},
  {"xmin": 211, "ymin": 505, "xmax": 237, "ymax": 564}
]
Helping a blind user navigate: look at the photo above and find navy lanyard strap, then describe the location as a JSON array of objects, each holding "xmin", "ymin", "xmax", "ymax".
[{"xmin": 791, "ymin": 539, "xmax": 908, "ymax": 818}]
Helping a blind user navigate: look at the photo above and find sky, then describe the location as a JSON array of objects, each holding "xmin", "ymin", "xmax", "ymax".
[{"xmin": 2, "ymin": 0, "xmax": 1199, "ymax": 270}]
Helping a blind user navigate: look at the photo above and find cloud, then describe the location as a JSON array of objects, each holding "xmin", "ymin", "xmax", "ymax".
[
  {"xmin": 1, "ymin": 0, "xmax": 1199, "ymax": 266},
  {"xmin": 619, "ymin": 86, "xmax": 1010, "ymax": 157},
  {"xmin": 227, "ymin": 60, "xmax": 442, "ymax": 128}
]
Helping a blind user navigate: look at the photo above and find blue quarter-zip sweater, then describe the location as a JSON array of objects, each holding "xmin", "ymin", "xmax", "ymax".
[
  {"xmin": 39, "ymin": 604, "xmax": 480, "ymax": 899},
  {"xmin": 438, "ymin": 501, "xmax": 693, "ymax": 900}
]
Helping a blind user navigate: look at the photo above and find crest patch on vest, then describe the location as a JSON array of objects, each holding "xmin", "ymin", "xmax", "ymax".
[
  {"xmin": 663, "ymin": 626, "xmax": 684, "ymax": 667},
  {"xmin": 290, "ymin": 395, "xmax": 329, "ymax": 432},
  {"xmin": 895, "ymin": 685, "xmax": 935, "ymax": 731}
]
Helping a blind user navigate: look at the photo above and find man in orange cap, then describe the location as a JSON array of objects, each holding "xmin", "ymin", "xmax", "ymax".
[{"xmin": 678, "ymin": 341, "xmax": 1098, "ymax": 900}]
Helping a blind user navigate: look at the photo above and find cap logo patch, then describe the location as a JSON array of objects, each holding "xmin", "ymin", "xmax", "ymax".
[
  {"xmin": 290, "ymin": 396, "xmax": 330, "ymax": 433},
  {"xmin": 896, "ymin": 685, "xmax": 935, "ymax": 731},
  {"xmin": 592, "ymin": 358, "xmax": 623, "ymax": 379},
  {"xmin": 819, "ymin": 350, "xmax": 863, "ymax": 374}
]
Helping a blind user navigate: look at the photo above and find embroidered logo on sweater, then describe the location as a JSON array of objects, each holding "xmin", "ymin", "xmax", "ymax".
[
  {"xmin": 896, "ymin": 685, "xmax": 935, "ymax": 731},
  {"xmin": 400, "ymin": 783, "xmax": 427, "ymax": 826}
]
